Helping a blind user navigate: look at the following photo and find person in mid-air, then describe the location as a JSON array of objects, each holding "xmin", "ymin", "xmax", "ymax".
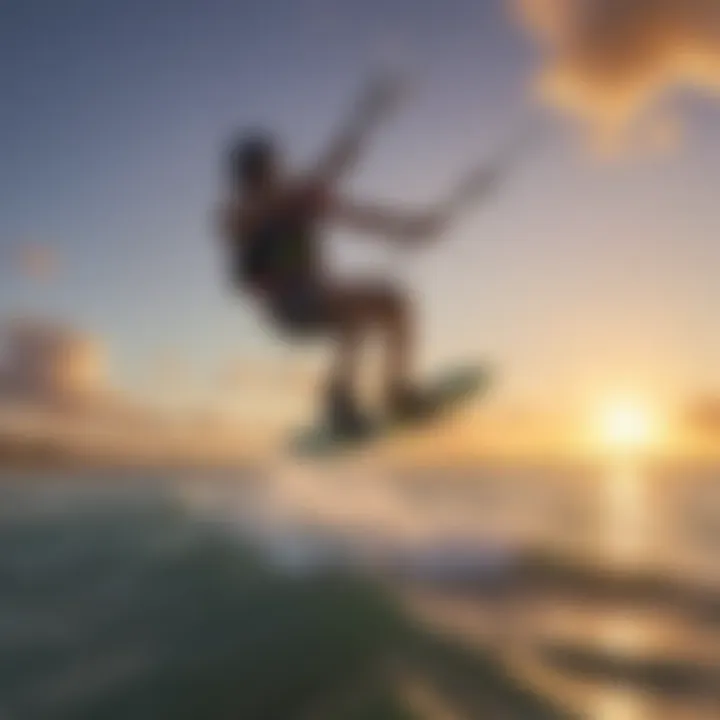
[{"xmin": 218, "ymin": 76, "xmax": 502, "ymax": 438}]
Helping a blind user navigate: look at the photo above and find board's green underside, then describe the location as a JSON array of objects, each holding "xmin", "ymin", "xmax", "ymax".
[{"xmin": 291, "ymin": 365, "xmax": 490, "ymax": 457}]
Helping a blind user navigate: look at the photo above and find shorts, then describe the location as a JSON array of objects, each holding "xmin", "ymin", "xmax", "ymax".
[{"xmin": 266, "ymin": 281, "xmax": 335, "ymax": 337}]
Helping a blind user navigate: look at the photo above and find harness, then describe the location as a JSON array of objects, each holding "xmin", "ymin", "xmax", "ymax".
[{"xmin": 237, "ymin": 214, "xmax": 316, "ymax": 293}]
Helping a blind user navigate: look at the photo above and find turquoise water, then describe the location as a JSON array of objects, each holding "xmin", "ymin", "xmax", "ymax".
[
  {"xmin": 0, "ymin": 463, "xmax": 718, "ymax": 719},
  {"xmin": 0, "ymin": 470, "xmax": 572, "ymax": 720}
]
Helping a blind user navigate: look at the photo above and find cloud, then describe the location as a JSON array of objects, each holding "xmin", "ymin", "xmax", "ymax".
[
  {"xmin": 0, "ymin": 318, "xmax": 297, "ymax": 462},
  {"xmin": 0, "ymin": 318, "xmax": 167, "ymax": 429},
  {"xmin": 684, "ymin": 396, "xmax": 720, "ymax": 436},
  {"xmin": 0, "ymin": 319, "xmax": 107, "ymax": 410},
  {"xmin": 0, "ymin": 318, "xmax": 253, "ymax": 462},
  {"xmin": 513, "ymin": 0, "xmax": 720, "ymax": 148}
]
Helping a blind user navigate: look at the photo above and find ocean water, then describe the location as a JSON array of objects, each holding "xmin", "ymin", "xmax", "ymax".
[{"xmin": 0, "ymin": 461, "xmax": 718, "ymax": 719}]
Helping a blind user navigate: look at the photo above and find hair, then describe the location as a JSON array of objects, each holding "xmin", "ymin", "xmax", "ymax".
[{"xmin": 227, "ymin": 131, "xmax": 277, "ymax": 188}]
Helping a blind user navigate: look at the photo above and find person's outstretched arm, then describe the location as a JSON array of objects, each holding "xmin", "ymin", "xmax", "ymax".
[
  {"xmin": 330, "ymin": 197, "xmax": 446, "ymax": 243},
  {"xmin": 327, "ymin": 160, "xmax": 504, "ymax": 244},
  {"xmin": 321, "ymin": 123, "xmax": 539, "ymax": 244},
  {"xmin": 311, "ymin": 74, "xmax": 405, "ymax": 187}
]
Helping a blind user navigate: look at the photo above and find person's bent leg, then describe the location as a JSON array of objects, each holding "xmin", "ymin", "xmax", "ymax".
[
  {"xmin": 273, "ymin": 278, "xmax": 429, "ymax": 429},
  {"xmin": 380, "ymin": 286, "xmax": 413, "ymax": 398},
  {"xmin": 328, "ymin": 308, "xmax": 363, "ymax": 400},
  {"xmin": 269, "ymin": 281, "xmax": 372, "ymax": 436},
  {"xmin": 332, "ymin": 282, "xmax": 436, "ymax": 421},
  {"xmin": 323, "ymin": 283, "xmax": 388, "ymax": 435},
  {"xmin": 325, "ymin": 280, "xmax": 415, "ymax": 413}
]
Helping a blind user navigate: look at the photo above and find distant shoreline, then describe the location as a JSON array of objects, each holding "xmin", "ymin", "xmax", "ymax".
[{"xmin": 1, "ymin": 452, "xmax": 719, "ymax": 476}]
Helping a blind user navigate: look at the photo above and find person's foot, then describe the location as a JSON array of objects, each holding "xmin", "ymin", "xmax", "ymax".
[
  {"xmin": 386, "ymin": 383, "xmax": 437, "ymax": 422},
  {"xmin": 326, "ymin": 386, "xmax": 374, "ymax": 439}
]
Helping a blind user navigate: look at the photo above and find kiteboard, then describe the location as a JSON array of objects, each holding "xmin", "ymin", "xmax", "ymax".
[{"xmin": 290, "ymin": 364, "xmax": 491, "ymax": 457}]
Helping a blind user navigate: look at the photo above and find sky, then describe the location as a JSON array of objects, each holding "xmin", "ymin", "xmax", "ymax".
[{"xmin": 1, "ymin": 0, "xmax": 720, "ymax": 447}]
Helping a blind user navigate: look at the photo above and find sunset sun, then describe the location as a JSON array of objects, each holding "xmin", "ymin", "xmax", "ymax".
[{"xmin": 599, "ymin": 401, "xmax": 658, "ymax": 453}]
